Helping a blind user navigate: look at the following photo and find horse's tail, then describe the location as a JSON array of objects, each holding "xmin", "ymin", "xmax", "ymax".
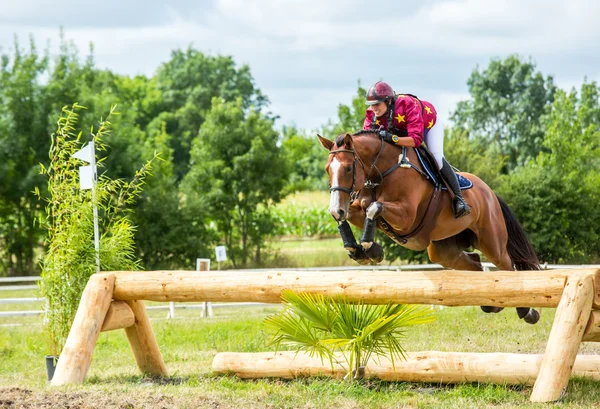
[{"xmin": 496, "ymin": 195, "xmax": 541, "ymax": 271}]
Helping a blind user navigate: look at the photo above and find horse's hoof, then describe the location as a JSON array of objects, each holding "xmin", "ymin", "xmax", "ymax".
[
  {"xmin": 481, "ymin": 306, "xmax": 504, "ymax": 314},
  {"xmin": 365, "ymin": 243, "xmax": 384, "ymax": 263},
  {"xmin": 348, "ymin": 247, "xmax": 370, "ymax": 265},
  {"xmin": 523, "ymin": 309, "xmax": 540, "ymax": 325},
  {"xmin": 354, "ymin": 257, "xmax": 371, "ymax": 265}
]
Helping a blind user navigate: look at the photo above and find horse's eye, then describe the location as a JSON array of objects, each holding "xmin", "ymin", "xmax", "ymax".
[{"xmin": 345, "ymin": 165, "xmax": 352, "ymax": 173}]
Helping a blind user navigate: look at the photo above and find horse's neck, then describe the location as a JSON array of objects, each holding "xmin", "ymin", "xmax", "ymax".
[{"xmin": 357, "ymin": 141, "xmax": 431, "ymax": 201}]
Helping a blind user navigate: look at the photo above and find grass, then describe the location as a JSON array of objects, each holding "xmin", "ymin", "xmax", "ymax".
[
  {"xmin": 2, "ymin": 303, "xmax": 600, "ymax": 408},
  {"xmin": 266, "ymin": 237, "xmax": 362, "ymax": 268},
  {"xmin": 279, "ymin": 190, "xmax": 330, "ymax": 207}
]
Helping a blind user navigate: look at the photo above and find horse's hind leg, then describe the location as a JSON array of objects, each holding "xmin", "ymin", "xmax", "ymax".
[
  {"xmin": 428, "ymin": 233, "xmax": 504, "ymax": 314},
  {"xmin": 476, "ymin": 225, "xmax": 540, "ymax": 324},
  {"xmin": 428, "ymin": 231, "xmax": 483, "ymax": 271}
]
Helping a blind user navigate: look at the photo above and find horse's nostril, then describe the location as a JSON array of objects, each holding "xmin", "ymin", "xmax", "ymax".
[{"xmin": 337, "ymin": 209, "xmax": 345, "ymax": 219}]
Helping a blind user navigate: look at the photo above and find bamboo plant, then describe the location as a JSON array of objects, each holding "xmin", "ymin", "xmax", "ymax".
[{"xmin": 35, "ymin": 103, "xmax": 155, "ymax": 356}]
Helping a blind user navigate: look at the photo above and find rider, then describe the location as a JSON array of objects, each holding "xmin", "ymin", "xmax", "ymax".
[{"xmin": 363, "ymin": 80, "xmax": 470, "ymax": 218}]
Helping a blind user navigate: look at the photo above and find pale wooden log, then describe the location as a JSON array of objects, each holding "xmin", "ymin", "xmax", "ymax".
[
  {"xmin": 51, "ymin": 273, "xmax": 115, "ymax": 386},
  {"xmin": 100, "ymin": 301, "xmax": 135, "ymax": 332},
  {"xmin": 531, "ymin": 274, "xmax": 594, "ymax": 402},
  {"xmin": 110, "ymin": 269, "xmax": 600, "ymax": 309},
  {"xmin": 124, "ymin": 300, "xmax": 168, "ymax": 376},
  {"xmin": 582, "ymin": 310, "xmax": 600, "ymax": 342},
  {"xmin": 212, "ymin": 351, "xmax": 600, "ymax": 384}
]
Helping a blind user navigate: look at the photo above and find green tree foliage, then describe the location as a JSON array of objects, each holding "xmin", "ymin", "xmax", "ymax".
[
  {"xmin": 132, "ymin": 122, "xmax": 215, "ymax": 269},
  {"xmin": 452, "ymin": 55, "xmax": 556, "ymax": 170},
  {"xmin": 154, "ymin": 47, "xmax": 269, "ymax": 181},
  {"xmin": 0, "ymin": 37, "xmax": 49, "ymax": 275},
  {"xmin": 498, "ymin": 86, "xmax": 600, "ymax": 263},
  {"xmin": 280, "ymin": 125, "xmax": 328, "ymax": 193},
  {"xmin": 183, "ymin": 98, "xmax": 287, "ymax": 267}
]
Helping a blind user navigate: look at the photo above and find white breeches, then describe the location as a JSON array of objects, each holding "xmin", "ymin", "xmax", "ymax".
[{"xmin": 423, "ymin": 119, "xmax": 444, "ymax": 169}]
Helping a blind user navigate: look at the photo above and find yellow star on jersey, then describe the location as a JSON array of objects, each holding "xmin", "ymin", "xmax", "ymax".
[
  {"xmin": 427, "ymin": 120, "xmax": 434, "ymax": 129},
  {"xmin": 425, "ymin": 106, "xmax": 432, "ymax": 114},
  {"xmin": 375, "ymin": 119, "xmax": 381, "ymax": 126},
  {"xmin": 395, "ymin": 114, "xmax": 405, "ymax": 123}
]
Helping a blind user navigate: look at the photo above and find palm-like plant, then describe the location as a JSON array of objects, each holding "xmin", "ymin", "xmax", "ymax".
[{"xmin": 264, "ymin": 290, "xmax": 435, "ymax": 381}]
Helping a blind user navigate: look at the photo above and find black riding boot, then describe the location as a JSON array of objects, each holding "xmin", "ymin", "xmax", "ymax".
[{"xmin": 440, "ymin": 158, "xmax": 470, "ymax": 218}]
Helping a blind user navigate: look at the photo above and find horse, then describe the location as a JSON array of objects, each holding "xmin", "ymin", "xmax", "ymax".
[{"xmin": 318, "ymin": 131, "xmax": 541, "ymax": 325}]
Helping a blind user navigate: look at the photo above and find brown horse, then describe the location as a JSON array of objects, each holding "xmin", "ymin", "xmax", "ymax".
[{"xmin": 318, "ymin": 131, "xmax": 541, "ymax": 324}]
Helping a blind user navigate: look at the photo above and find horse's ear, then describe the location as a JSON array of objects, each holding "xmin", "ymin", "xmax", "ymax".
[
  {"xmin": 343, "ymin": 133, "xmax": 353, "ymax": 149},
  {"xmin": 317, "ymin": 134, "xmax": 334, "ymax": 150}
]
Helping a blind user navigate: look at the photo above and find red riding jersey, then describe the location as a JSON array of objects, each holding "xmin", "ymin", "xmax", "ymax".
[{"xmin": 363, "ymin": 95, "xmax": 437, "ymax": 147}]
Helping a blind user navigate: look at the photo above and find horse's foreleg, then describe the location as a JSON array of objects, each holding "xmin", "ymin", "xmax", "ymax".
[
  {"xmin": 338, "ymin": 220, "xmax": 358, "ymax": 251},
  {"xmin": 359, "ymin": 202, "xmax": 383, "ymax": 249},
  {"xmin": 356, "ymin": 202, "xmax": 385, "ymax": 264},
  {"xmin": 337, "ymin": 220, "xmax": 369, "ymax": 265}
]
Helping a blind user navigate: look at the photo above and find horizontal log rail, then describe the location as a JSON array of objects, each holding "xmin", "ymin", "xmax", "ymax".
[
  {"xmin": 110, "ymin": 268, "xmax": 600, "ymax": 309},
  {"xmin": 212, "ymin": 351, "xmax": 600, "ymax": 384}
]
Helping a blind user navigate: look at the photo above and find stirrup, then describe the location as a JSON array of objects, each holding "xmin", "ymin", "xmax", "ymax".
[{"xmin": 453, "ymin": 197, "xmax": 470, "ymax": 218}]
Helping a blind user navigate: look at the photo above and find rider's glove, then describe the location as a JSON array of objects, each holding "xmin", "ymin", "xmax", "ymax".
[{"xmin": 378, "ymin": 130, "xmax": 396, "ymax": 144}]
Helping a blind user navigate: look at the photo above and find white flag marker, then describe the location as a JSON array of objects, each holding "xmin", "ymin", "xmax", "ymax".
[{"xmin": 72, "ymin": 141, "xmax": 100, "ymax": 273}]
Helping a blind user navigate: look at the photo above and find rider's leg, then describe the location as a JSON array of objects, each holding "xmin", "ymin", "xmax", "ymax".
[{"xmin": 425, "ymin": 120, "xmax": 470, "ymax": 218}]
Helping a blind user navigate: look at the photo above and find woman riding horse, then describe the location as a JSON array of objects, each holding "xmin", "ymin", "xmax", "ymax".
[
  {"xmin": 318, "ymin": 103, "xmax": 541, "ymax": 324},
  {"xmin": 364, "ymin": 81, "xmax": 469, "ymax": 218}
]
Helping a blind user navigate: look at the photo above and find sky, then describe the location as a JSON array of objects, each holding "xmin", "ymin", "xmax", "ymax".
[{"xmin": 1, "ymin": 0, "xmax": 600, "ymax": 132}]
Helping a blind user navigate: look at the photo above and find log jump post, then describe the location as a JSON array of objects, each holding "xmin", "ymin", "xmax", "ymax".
[{"xmin": 50, "ymin": 268, "xmax": 600, "ymax": 403}]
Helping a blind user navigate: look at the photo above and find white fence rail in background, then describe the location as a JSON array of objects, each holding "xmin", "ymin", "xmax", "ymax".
[{"xmin": 2, "ymin": 264, "xmax": 600, "ymax": 319}]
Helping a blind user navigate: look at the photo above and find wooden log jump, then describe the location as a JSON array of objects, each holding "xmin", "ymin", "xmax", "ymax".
[{"xmin": 50, "ymin": 268, "xmax": 600, "ymax": 403}]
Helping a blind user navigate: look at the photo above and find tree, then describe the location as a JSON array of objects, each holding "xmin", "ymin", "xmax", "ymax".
[
  {"xmin": 0, "ymin": 36, "xmax": 49, "ymax": 275},
  {"xmin": 183, "ymin": 97, "xmax": 287, "ymax": 267},
  {"xmin": 452, "ymin": 55, "xmax": 556, "ymax": 170},
  {"xmin": 155, "ymin": 48, "xmax": 268, "ymax": 181},
  {"xmin": 280, "ymin": 125, "xmax": 328, "ymax": 194},
  {"xmin": 132, "ymin": 121, "xmax": 215, "ymax": 269}
]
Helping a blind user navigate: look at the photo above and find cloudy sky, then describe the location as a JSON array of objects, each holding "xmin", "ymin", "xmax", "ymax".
[{"xmin": 1, "ymin": 0, "xmax": 600, "ymax": 131}]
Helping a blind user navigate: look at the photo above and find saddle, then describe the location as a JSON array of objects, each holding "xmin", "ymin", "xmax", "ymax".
[{"xmin": 414, "ymin": 146, "xmax": 473, "ymax": 191}]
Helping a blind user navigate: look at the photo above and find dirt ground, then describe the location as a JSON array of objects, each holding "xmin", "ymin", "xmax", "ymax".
[{"xmin": 0, "ymin": 387, "xmax": 224, "ymax": 409}]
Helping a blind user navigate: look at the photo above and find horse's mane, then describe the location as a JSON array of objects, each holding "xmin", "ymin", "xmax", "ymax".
[
  {"xmin": 352, "ymin": 130, "xmax": 377, "ymax": 137},
  {"xmin": 334, "ymin": 130, "xmax": 377, "ymax": 147}
]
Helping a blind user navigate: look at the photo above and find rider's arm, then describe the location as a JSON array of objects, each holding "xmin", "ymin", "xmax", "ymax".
[
  {"xmin": 403, "ymin": 97, "xmax": 425, "ymax": 147},
  {"xmin": 390, "ymin": 136, "xmax": 416, "ymax": 147}
]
